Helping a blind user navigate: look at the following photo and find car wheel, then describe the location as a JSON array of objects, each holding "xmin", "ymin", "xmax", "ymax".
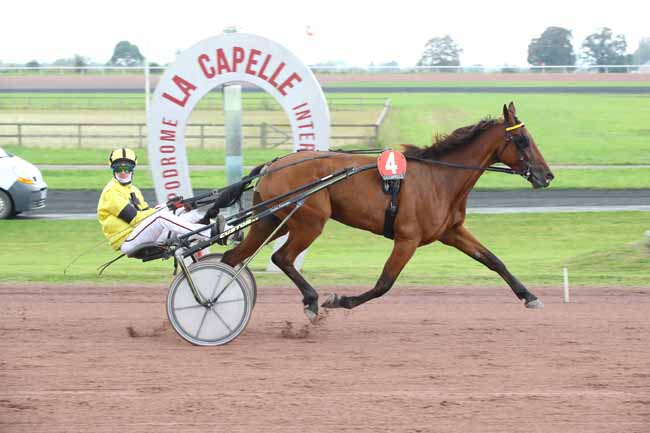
[{"xmin": 0, "ymin": 190, "xmax": 14, "ymax": 219}]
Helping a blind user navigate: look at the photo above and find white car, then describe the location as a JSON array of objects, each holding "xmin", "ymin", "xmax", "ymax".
[{"xmin": 0, "ymin": 147, "xmax": 48, "ymax": 219}]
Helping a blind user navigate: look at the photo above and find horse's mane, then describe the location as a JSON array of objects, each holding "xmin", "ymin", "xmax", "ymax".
[{"xmin": 402, "ymin": 117, "xmax": 499, "ymax": 159}]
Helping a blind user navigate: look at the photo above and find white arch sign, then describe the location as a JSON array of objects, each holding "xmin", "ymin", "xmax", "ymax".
[{"xmin": 147, "ymin": 33, "xmax": 331, "ymax": 203}]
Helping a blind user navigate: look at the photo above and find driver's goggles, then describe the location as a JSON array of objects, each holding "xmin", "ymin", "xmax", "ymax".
[{"xmin": 113, "ymin": 164, "xmax": 134, "ymax": 173}]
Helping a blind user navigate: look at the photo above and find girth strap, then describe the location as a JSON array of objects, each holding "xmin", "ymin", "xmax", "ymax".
[{"xmin": 382, "ymin": 179, "xmax": 401, "ymax": 240}]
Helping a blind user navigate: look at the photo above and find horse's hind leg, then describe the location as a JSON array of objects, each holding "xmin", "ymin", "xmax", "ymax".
[
  {"xmin": 270, "ymin": 224, "xmax": 324, "ymax": 322},
  {"xmin": 322, "ymin": 239, "xmax": 418, "ymax": 309},
  {"xmin": 439, "ymin": 224, "xmax": 542, "ymax": 308}
]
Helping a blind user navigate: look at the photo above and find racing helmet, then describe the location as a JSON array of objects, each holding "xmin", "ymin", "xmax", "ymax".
[
  {"xmin": 109, "ymin": 148, "xmax": 137, "ymax": 184},
  {"xmin": 109, "ymin": 148, "xmax": 137, "ymax": 167}
]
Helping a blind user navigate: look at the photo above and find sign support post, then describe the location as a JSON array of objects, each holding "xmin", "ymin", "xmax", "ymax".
[
  {"xmin": 224, "ymin": 84, "xmax": 243, "ymax": 189},
  {"xmin": 147, "ymin": 33, "xmax": 331, "ymax": 271}
]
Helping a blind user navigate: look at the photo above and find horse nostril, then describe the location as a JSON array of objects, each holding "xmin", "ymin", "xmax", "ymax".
[{"xmin": 546, "ymin": 172, "xmax": 555, "ymax": 181}]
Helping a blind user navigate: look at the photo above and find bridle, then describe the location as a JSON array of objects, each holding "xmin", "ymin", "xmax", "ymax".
[
  {"xmin": 393, "ymin": 121, "xmax": 534, "ymax": 178},
  {"xmin": 496, "ymin": 122, "xmax": 532, "ymax": 180}
]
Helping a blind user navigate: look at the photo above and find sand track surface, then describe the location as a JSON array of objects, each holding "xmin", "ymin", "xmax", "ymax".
[
  {"xmin": 2, "ymin": 72, "xmax": 650, "ymax": 91},
  {"xmin": 1, "ymin": 283, "xmax": 649, "ymax": 433}
]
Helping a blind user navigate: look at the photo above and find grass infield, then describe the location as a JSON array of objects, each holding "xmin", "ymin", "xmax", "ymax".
[
  {"xmin": 2, "ymin": 92, "xmax": 649, "ymax": 166},
  {"xmin": 2, "ymin": 91, "xmax": 649, "ymax": 189},
  {"xmin": 1, "ymin": 212, "xmax": 648, "ymax": 287},
  {"xmin": 35, "ymin": 167, "xmax": 650, "ymax": 191}
]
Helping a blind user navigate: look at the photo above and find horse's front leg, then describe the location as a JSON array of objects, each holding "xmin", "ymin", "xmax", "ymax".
[
  {"xmin": 322, "ymin": 238, "xmax": 418, "ymax": 310},
  {"xmin": 439, "ymin": 224, "xmax": 543, "ymax": 308}
]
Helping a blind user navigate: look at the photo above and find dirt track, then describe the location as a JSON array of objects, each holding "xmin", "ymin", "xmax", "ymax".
[
  {"xmin": 2, "ymin": 72, "xmax": 650, "ymax": 91},
  {"xmin": 1, "ymin": 283, "xmax": 649, "ymax": 433}
]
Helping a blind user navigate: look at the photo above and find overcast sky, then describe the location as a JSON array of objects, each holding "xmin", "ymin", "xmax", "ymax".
[{"xmin": 3, "ymin": 0, "xmax": 647, "ymax": 66}]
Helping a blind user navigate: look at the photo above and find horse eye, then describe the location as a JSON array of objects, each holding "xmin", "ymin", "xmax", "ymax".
[{"xmin": 514, "ymin": 135, "xmax": 529, "ymax": 150}]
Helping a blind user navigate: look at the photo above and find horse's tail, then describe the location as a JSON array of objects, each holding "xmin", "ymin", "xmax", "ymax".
[
  {"xmin": 247, "ymin": 163, "xmax": 265, "ymax": 179},
  {"xmin": 209, "ymin": 164, "xmax": 267, "ymax": 209}
]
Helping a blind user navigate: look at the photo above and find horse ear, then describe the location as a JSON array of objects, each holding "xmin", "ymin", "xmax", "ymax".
[
  {"xmin": 508, "ymin": 101, "xmax": 517, "ymax": 116},
  {"xmin": 503, "ymin": 104, "xmax": 511, "ymax": 123}
]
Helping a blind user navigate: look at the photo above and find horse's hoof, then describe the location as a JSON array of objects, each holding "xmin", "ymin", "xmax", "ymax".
[
  {"xmin": 321, "ymin": 294, "xmax": 340, "ymax": 309},
  {"xmin": 304, "ymin": 305, "xmax": 319, "ymax": 323},
  {"xmin": 525, "ymin": 299, "xmax": 544, "ymax": 309}
]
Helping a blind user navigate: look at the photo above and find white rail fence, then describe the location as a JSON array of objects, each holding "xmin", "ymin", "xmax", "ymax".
[{"xmin": 0, "ymin": 65, "xmax": 648, "ymax": 74}]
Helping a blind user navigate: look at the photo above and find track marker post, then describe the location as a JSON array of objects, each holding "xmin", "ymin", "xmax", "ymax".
[{"xmin": 563, "ymin": 266, "xmax": 570, "ymax": 303}]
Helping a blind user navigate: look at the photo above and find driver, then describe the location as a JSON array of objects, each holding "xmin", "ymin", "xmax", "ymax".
[{"xmin": 97, "ymin": 148, "xmax": 221, "ymax": 255}]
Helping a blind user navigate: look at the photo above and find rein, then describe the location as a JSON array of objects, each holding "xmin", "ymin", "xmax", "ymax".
[
  {"xmin": 332, "ymin": 149, "xmax": 520, "ymax": 175},
  {"xmin": 233, "ymin": 122, "xmax": 529, "ymax": 191},
  {"xmin": 333, "ymin": 122, "xmax": 530, "ymax": 178}
]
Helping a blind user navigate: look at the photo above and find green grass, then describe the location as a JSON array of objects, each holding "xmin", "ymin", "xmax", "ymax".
[
  {"xmin": 3, "ymin": 92, "xmax": 649, "ymax": 165},
  {"xmin": 41, "ymin": 169, "xmax": 227, "ymax": 190},
  {"xmin": 1, "ymin": 212, "xmax": 648, "ymax": 287},
  {"xmin": 6, "ymin": 144, "xmax": 650, "ymax": 190},
  {"xmin": 5, "ymin": 146, "xmax": 287, "ymax": 166},
  {"xmin": 3, "ymin": 91, "xmax": 650, "ymax": 190},
  {"xmin": 475, "ymin": 168, "xmax": 650, "ymax": 190},
  {"xmin": 39, "ymin": 167, "xmax": 650, "ymax": 190},
  {"xmin": 0, "ymin": 92, "xmax": 388, "ymax": 111},
  {"xmin": 379, "ymin": 93, "xmax": 650, "ymax": 165},
  {"xmin": 0, "ymin": 105, "xmax": 379, "ymax": 148}
]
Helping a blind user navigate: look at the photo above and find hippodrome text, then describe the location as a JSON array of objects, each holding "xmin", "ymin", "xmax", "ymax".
[{"xmin": 155, "ymin": 46, "xmax": 319, "ymax": 199}]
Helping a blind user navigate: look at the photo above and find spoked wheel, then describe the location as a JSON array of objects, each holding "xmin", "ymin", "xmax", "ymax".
[
  {"xmin": 167, "ymin": 261, "xmax": 252, "ymax": 346},
  {"xmin": 199, "ymin": 252, "xmax": 257, "ymax": 307}
]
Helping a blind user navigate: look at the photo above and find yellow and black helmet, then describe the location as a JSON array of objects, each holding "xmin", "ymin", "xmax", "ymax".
[{"xmin": 108, "ymin": 148, "xmax": 137, "ymax": 168}]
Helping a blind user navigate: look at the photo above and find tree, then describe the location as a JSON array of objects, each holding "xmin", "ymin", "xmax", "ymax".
[
  {"xmin": 73, "ymin": 54, "xmax": 88, "ymax": 73},
  {"xmin": 148, "ymin": 61, "xmax": 163, "ymax": 74},
  {"xmin": 581, "ymin": 28, "xmax": 631, "ymax": 69},
  {"xmin": 527, "ymin": 27, "xmax": 575, "ymax": 66},
  {"xmin": 417, "ymin": 35, "xmax": 463, "ymax": 67},
  {"xmin": 375, "ymin": 61, "xmax": 399, "ymax": 73},
  {"xmin": 108, "ymin": 41, "xmax": 144, "ymax": 66},
  {"xmin": 52, "ymin": 57, "xmax": 75, "ymax": 66},
  {"xmin": 25, "ymin": 60, "xmax": 41, "ymax": 68},
  {"xmin": 633, "ymin": 37, "xmax": 650, "ymax": 64},
  {"xmin": 51, "ymin": 55, "xmax": 89, "ymax": 72}
]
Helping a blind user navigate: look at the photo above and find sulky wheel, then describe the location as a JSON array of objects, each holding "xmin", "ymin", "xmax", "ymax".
[
  {"xmin": 167, "ymin": 261, "xmax": 252, "ymax": 346},
  {"xmin": 199, "ymin": 252, "xmax": 257, "ymax": 307}
]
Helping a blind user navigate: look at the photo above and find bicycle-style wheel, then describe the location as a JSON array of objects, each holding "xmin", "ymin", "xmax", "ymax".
[
  {"xmin": 167, "ymin": 261, "xmax": 252, "ymax": 346},
  {"xmin": 199, "ymin": 252, "xmax": 257, "ymax": 307}
]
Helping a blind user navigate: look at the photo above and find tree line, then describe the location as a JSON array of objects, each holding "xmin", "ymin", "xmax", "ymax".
[
  {"xmin": 418, "ymin": 27, "xmax": 650, "ymax": 68},
  {"xmin": 4, "ymin": 29, "xmax": 650, "ymax": 70},
  {"xmin": 7, "ymin": 41, "xmax": 152, "ymax": 70}
]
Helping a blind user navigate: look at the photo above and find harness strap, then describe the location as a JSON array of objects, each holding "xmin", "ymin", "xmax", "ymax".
[
  {"xmin": 382, "ymin": 180, "xmax": 401, "ymax": 239},
  {"xmin": 403, "ymin": 155, "xmax": 518, "ymax": 175},
  {"xmin": 228, "ymin": 163, "xmax": 377, "ymax": 224},
  {"xmin": 241, "ymin": 149, "xmax": 520, "ymax": 196},
  {"xmin": 333, "ymin": 148, "xmax": 519, "ymax": 175}
]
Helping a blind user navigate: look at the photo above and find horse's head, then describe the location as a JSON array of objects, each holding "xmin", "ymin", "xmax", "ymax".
[{"xmin": 495, "ymin": 102, "xmax": 554, "ymax": 189}]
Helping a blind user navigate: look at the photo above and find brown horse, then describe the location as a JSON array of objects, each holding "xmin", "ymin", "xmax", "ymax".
[{"xmin": 222, "ymin": 102, "xmax": 554, "ymax": 320}]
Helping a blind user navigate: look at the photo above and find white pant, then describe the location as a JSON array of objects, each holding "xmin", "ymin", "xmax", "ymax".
[{"xmin": 120, "ymin": 208, "xmax": 210, "ymax": 255}]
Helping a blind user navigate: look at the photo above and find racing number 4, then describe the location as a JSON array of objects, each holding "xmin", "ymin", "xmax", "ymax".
[
  {"xmin": 384, "ymin": 151, "xmax": 398, "ymax": 175},
  {"xmin": 377, "ymin": 150, "xmax": 407, "ymax": 180}
]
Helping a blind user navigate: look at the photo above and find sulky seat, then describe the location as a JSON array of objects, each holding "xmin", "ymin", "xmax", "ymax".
[{"xmin": 127, "ymin": 242, "xmax": 172, "ymax": 262}]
